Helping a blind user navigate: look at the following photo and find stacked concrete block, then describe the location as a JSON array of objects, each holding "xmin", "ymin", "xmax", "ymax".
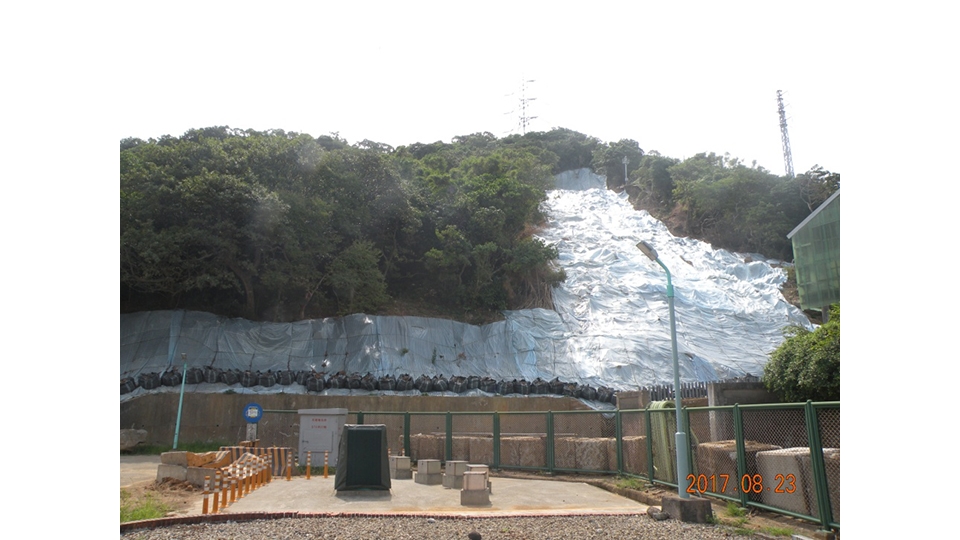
[
  {"xmin": 604, "ymin": 438, "xmax": 618, "ymax": 473},
  {"xmin": 389, "ymin": 455, "xmax": 412, "ymax": 480},
  {"xmin": 451, "ymin": 436, "xmax": 471, "ymax": 461},
  {"xmin": 575, "ymin": 438, "xmax": 609, "ymax": 471},
  {"xmin": 622, "ymin": 436, "xmax": 648, "ymax": 475},
  {"xmin": 501, "ymin": 436, "xmax": 545, "ymax": 468},
  {"xmin": 442, "ymin": 460, "xmax": 468, "ymax": 489},
  {"xmin": 756, "ymin": 447, "xmax": 810, "ymax": 515},
  {"xmin": 468, "ymin": 436, "xmax": 493, "ymax": 465},
  {"xmin": 799, "ymin": 448, "xmax": 840, "ymax": 523},
  {"xmin": 554, "ymin": 437, "xmax": 577, "ymax": 469},
  {"xmin": 696, "ymin": 440, "xmax": 782, "ymax": 501},
  {"xmin": 410, "ymin": 434, "xmax": 444, "ymax": 461},
  {"xmin": 461, "ymin": 464, "xmax": 491, "ymax": 506},
  {"xmin": 414, "ymin": 459, "xmax": 443, "ymax": 485}
]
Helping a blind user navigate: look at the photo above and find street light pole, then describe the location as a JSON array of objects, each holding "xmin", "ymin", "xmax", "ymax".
[
  {"xmin": 173, "ymin": 352, "xmax": 187, "ymax": 449},
  {"xmin": 637, "ymin": 241, "xmax": 690, "ymax": 499}
]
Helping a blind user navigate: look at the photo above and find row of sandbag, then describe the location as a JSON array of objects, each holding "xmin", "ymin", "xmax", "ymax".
[{"xmin": 121, "ymin": 368, "xmax": 619, "ymax": 403}]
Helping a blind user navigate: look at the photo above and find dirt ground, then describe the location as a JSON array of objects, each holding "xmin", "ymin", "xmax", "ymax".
[{"xmin": 120, "ymin": 456, "xmax": 204, "ymax": 517}]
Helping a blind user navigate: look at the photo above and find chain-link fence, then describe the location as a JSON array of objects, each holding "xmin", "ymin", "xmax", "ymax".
[{"xmin": 339, "ymin": 401, "xmax": 839, "ymax": 530}]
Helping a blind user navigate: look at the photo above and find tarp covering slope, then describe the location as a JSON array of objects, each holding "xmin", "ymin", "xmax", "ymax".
[{"xmin": 120, "ymin": 169, "xmax": 811, "ymax": 399}]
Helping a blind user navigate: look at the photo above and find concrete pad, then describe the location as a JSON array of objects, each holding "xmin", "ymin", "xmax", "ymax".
[
  {"xmin": 461, "ymin": 488, "xmax": 490, "ymax": 506},
  {"xmin": 210, "ymin": 475, "xmax": 648, "ymax": 516}
]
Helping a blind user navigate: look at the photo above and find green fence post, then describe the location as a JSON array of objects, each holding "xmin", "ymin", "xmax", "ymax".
[
  {"xmin": 733, "ymin": 404, "xmax": 749, "ymax": 508},
  {"xmin": 445, "ymin": 412, "xmax": 453, "ymax": 463},
  {"xmin": 805, "ymin": 401, "xmax": 834, "ymax": 531},
  {"xmin": 403, "ymin": 412, "xmax": 411, "ymax": 458},
  {"xmin": 645, "ymin": 406, "xmax": 655, "ymax": 482},
  {"xmin": 357, "ymin": 411, "xmax": 364, "ymax": 425},
  {"xmin": 682, "ymin": 406, "xmax": 694, "ymax": 476},
  {"xmin": 493, "ymin": 412, "xmax": 501, "ymax": 470},
  {"xmin": 615, "ymin": 410, "xmax": 624, "ymax": 474},
  {"xmin": 546, "ymin": 411, "xmax": 555, "ymax": 474}
]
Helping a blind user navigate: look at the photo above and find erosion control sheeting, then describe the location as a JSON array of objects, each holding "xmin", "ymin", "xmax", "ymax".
[{"xmin": 120, "ymin": 169, "xmax": 812, "ymax": 400}]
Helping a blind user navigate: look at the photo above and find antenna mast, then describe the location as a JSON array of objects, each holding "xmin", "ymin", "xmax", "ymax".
[
  {"xmin": 518, "ymin": 79, "xmax": 537, "ymax": 134},
  {"xmin": 777, "ymin": 90, "xmax": 795, "ymax": 178}
]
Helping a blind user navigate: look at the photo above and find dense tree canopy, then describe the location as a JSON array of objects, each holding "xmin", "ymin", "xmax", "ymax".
[{"xmin": 121, "ymin": 126, "xmax": 838, "ymax": 322}]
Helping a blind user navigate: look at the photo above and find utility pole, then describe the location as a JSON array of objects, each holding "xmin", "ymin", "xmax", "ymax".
[{"xmin": 777, "ymin": 90, "xmax": 795, "ymax": 178}]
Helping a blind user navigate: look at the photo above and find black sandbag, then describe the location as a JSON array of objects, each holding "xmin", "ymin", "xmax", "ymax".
[
  {"xmin": 161, "ymin": 369, "xmax": 182, "ymax": 387},
  {"xmin": 361, "ymin": 373, "xmax": 378, "ymax": 391},
  {"xmin": 533, "ymin": 378, "xmax": 549, "ymax": 395},
  {"xmin": 479, "ymin": 377, "xmax": 497, "ymax": 393},
  {"xmin": 379, "ymin": 375, "xmax": 396, "ymax": 391},
  {"xmin": 120, "ymin": 377, "xmax": 138, "ymax": 394},
  {"xmin": 466, "ymin": 375, "xmax": 481, "ymax": 390},
  {"xmin": 275, "ymin": 370, "xmax": 294, "ymax": 385},
  {"xmin": 138, "ymin": 372, "xmax": 160, "ymax": 390},
  {"xmin": 241, "ymin": 370, "xmax": 257, "ymax": 388},
  {"xmin": 306, "ymin": 373, "xmax": 325, "ymax": 392},
  {"xmin": 347, "ymin": 373, "xmax": 362, "ymax": 390},
  {"xmin": 219, "ymin": 369, "xmax": 240, "ymax": 386},
  {"xmin": 549, "ymin": 377, "xmax": 564, "ymax": 395},
  {"xmin": 203, "ymin": 367, "xmax": 221, "ymax": 384},
  {"xmin": 258, "ymin": 371, "xmax": 276, "ymax": 387},
  {"xmin": 581, "ymin": 385, "xmax": 598, "ymax": 401},
  {"xmin": 433, "ymin": 374, "xmax": 449, "ymax": 392},
  {"xmin": 496, "ymin": 379, "xmax": 516, "ymax": 395},
  {"xmin": 516, "ymin": 379, "xmax": 530, "ymax": 395},
  {"xmin": 185, "ymin": 367, "xmax": 205, "ymax": 385}
]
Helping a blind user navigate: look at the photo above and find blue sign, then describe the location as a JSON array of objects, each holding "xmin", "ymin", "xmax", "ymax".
[{"xmin": 243, "ymin": 403, "xmax": 263, "ymax": 423}]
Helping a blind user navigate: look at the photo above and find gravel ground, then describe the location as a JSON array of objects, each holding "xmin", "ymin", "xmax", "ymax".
[{"xmin": 120, "ymin": 515, "xmax": 742, "ymax": 539}]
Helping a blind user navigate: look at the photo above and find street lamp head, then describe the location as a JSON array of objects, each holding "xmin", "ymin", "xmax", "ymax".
[{"xmin": 636, "ymin": 240, "xmax": 658, "ymax": 262}]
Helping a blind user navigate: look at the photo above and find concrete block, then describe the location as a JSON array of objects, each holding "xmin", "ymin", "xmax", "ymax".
[
  {"xmin": 799, "ymin": 448, "xmax": 840, "ymax": 522},
  {"xmin": 185, "ymin": 466, "xmax": 216, "ymax": 487},
  {"xmin": 696, "ymin": 440, "xmax": 781, "ymax": 502},
  {"xmin": 389, "ymin": 455, "xmax": 411, "ymax": 471},
  {"xmin": 554, "ymin": 437, "xmax": 577, "ymax": 469},
  {"xmin": 461, "ymin": 488, "xmax": 490, "ymax": 505},
  {"xmin": 414, "ymin": 472, "xmax": 442, "ymax": 485},
  {"xmin": 462, "ymin": 471, "xmax": 488, "ymax": 491},
  {"xmin": 442, "ymin": 474, "xmax": 463, "ymax": 489},
  {"xmin": 418, "ymin": 459, "xmax": 441, "ymax": 474},
  {"xmin": 622, "ymin": 436, "xmax": 648, "ymax": 475},
  {"xmin": 467, "ymin": 464, "xmax": 489, "ymax": 475},
  {"xmin": 390, "ymin": 469, "xmax": 413, "ymax": 480},
  {"xmin": 445, "ymin": 460, "xmax": 469, "ymax": 476},
  {"xmin": 662, "ymin": 495, "xmax": 713, "ymax": 523},
  {"xmin": 605, "ymin": 438, "xmax": 618, "ymax": 472},
  {"xmin": 575, "ymin": 438, "xmax": 609, "ymax": 471},
  {"xmin": 468, "ymin": 437, "xmax": 493, "ymax": 465},
  {"xmin": 156, "ymin": 463, "xmax": 186, "ymax": 483},
  {"xmin": 757, "ymin": 447, "xmax": 811, "ymax": 515},
  {"xmin": 501, "ymin": 436, "xmax": 545, "ymax": 468},
  {"xmin": 160, "ymin": 451, "xmax": 189, "ymax": 467},
  {"xmin": 452, "ymin": 437, "xmax": 471, "ymax": 461},
  {"xmin": 411, "ymin": 434, "xmax": 443, "ymax": 461}
]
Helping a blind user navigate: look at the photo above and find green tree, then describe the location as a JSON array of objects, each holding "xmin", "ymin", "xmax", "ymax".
[
  {"xmin": 327, "ymin": 240, "xmax": 390, "ymax": 314},
  {"xmin": 764, "ymin": 304, "xmax": 840, "ymax": 402}
]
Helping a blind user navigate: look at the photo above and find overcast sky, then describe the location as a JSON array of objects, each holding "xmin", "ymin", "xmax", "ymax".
[{"xmin": 115, "ymin": 2, "xmax": 845, "ymax": 175}]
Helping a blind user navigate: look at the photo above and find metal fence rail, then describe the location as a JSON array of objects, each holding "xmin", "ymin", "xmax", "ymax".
[{"xmin": 277, "ymin": 400, "xmax": 839, "ymax": 531}]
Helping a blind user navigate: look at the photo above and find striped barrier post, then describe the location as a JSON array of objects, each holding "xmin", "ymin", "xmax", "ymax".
[
  {"xmin": 230, "ymin": 477, "xmax": 237, "ymax": 503},
  {"xmin": 212, "ymin": 470, "xmax": 220, "ymax": 513},
  {"xmin": 306, "ymin": 452, "xmax": 311, "ymax": 480},
  {"xmin": 286, "ymin": 454, "xmax": 292, "ymax": 481},
  {"xmin": 202, "ymin": 476, "xmax": 210, "ymax": 515},
  {"xmin": 324, "ymin": 451, "xmax": 329, "ymax": 479},
  {"xmin": 266, "ymin": 457, "xmax": 272, "ymax": 483},
  {"xmin": 245, "ymin": 466, "xmax": 252, "ymax": 496},
  {"xmin": 220, "ymin": 473, "xmax": 228, "ymax": 510}
]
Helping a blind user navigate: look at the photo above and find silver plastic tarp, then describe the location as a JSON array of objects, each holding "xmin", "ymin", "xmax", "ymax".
[{"xmin": 120, "ymin": 169, "xmax": 812, "ymax": 402}]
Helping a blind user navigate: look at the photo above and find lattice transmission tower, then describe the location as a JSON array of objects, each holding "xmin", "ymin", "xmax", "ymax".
[
  {"xmin": 777, "ymin": 90, "xmax": 795, "ymax": 178},
  {"xmin": 517, "ymin": 79, "xmax": 537, "ymax": 134}
]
